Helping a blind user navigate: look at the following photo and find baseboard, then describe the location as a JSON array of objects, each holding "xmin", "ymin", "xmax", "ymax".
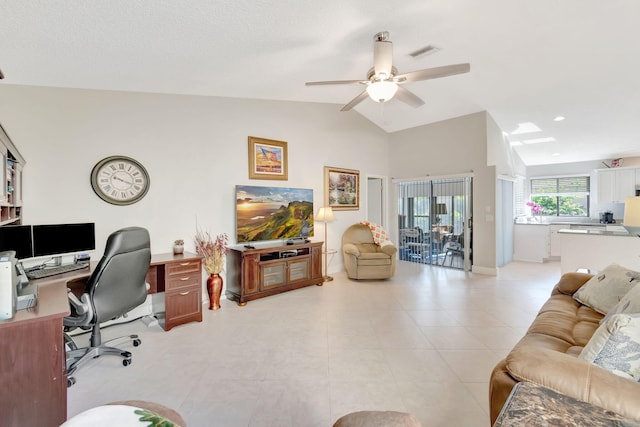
[{"xmin": 472, "ymin": 265, "xmax": 497, "ymax": 276}]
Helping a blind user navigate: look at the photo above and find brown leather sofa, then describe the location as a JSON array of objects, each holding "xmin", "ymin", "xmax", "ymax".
[
  {"xmin": 342, "ymin": 223, "xmax": 397, "ymax": 279},
  {"xmin": 489, "ymin": 272, "xmax": 640, "ymax": 425}
]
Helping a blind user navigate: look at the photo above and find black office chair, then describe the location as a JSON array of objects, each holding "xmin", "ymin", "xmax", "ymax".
[{"xmin": 64, "ymin": 227, "xmax": 151, "ymax": 387}]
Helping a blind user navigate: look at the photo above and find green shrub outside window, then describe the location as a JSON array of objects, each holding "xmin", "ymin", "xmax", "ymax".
[{"xmin": 530, "ymin": 177, "xmax": 589, "ymax": 217}]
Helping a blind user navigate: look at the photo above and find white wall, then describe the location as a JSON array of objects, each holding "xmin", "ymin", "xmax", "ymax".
[
  {"xmin": 388, "ymin": 111, "xmax": 498, "ymax": 273},
  {"xmin": 0, "ymin": 85, "xmax": 391, "ymax": 277}
]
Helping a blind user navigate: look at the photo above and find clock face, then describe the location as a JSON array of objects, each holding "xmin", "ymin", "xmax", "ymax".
[{"xmin": 90, "ymin": 156, "xmax": 150, "ymax": 205}]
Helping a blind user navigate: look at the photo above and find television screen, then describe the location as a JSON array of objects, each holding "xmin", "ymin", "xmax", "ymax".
[{"xmin": 236, "ymin": 185, "xmax": 314, "ymax": 243}]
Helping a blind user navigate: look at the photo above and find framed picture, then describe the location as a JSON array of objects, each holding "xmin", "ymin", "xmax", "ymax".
[
  {"xmin": 248, "ymin": 136, "xmax": 288, "ymax": 180},
  {"xmin": 324, "ymin": 166, "xmax": 359, "ymax": 210}
]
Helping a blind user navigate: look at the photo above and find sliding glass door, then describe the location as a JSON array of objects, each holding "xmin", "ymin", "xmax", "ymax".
[{"xmin": 396, "ymin": 176, "xmax": 472, "ymax": 270}]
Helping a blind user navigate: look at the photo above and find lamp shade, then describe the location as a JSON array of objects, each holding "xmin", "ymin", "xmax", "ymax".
[
  {"xmin": 316, "ymin": 207, "xmax": 336, "ymax": 223},
  {"xmin": 434, "ymin": 203, "xmax": 448, "ymax": 215},
  {"xmin": 623, "ymin": 196, "xmax": 640, "ymax": 235},
  {"xmin": 366, "ymin": 81, "xmax": 398, "ymax": 103}
]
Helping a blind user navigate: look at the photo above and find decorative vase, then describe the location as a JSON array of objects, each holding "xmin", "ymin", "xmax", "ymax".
[
  {"xmin": 207, "ymin": 273, "xmax": 223, "ymax": 310},
  {"xmin": 173, "ymin": 245, "xmax": 184, "ymax": 255}
]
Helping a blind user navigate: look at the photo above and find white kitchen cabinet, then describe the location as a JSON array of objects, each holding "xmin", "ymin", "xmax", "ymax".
[
  {"xmin": 596, "ymin": 168, "xmax": 636, "ymax": 203},
  {"xmin": 548, "ymin": 224, "xmax": 564, "ymax": 258},
  {"xmin": 513, "ymin": 224, "xmax": 549, "ymax": 263}
]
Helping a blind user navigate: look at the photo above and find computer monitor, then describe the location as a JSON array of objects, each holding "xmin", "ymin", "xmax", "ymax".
[
  {"xmin": 32, "ymin": 223, "xmax": 96, "ymax": 258},
  {"xmin": 0, "ymin": 225, "xmax": 34, "ymax": 260}
]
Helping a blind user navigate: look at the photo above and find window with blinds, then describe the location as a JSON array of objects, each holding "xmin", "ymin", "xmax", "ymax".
[{"xmin": 529, "ymin": 176, "xmax": 590, "ymax": 216}]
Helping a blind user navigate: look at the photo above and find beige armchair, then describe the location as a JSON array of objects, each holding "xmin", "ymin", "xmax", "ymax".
[{"xmin": 342, "ymin": 223, "xmax": 397, "ymax": 279}]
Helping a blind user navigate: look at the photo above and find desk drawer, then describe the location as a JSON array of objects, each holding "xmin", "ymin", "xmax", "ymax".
[
  {"xmin": 166, "ymin": 260, "xmax": 201, "ymax": 277},
  {"xmin": 166, "ymin": 274, "xmax": 200, "ymax": 291}
]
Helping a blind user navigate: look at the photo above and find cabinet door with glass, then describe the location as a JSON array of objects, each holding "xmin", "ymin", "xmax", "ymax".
[
  {"xmin": 286, "ymin": 257, "xmax": 310, "ymax": 284},
  {"xmin": 260, "ymin": 261, "xmax": 286, "ymax": 290}
]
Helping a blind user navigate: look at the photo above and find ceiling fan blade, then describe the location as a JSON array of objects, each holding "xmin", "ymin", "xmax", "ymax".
[
  {"xmin": 394, "ymin": 63, "xmax": 470, "ymax": 83},
  {"xmin": 373, "ymin": 40, "xmax": 393, "ymax": 78},
  {"xmin": 340, "ymin": 90, "xmax": 370, "ymax": 111},
  {"xmin": 305, "ymin": 80, "xmax": 365, "ymax": 86},
  {"xmin": 395, "ymin": 86, "xmax": 425, "ymax": 108}
]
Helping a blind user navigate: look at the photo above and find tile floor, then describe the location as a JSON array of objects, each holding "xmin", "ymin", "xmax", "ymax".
[{"xmin": 66, "ymin": 260, "xmax": 562, "ymax": 426}]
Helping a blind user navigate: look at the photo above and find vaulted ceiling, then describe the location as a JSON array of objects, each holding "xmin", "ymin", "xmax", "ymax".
[{"xmin": 1, "ymin": 0, "xmax": 639, "ymax": 165}]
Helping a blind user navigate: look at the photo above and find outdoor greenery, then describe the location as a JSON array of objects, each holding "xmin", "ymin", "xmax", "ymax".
[{"xmin": 531, "ymin": 195, "xmax": 588, "ymax": 216}]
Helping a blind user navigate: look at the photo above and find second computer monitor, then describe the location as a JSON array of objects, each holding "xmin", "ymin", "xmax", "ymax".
[
  {"xmin": 0, "ymin": 225, "xmax": 33, "ymax": 260},
  {"xmin": 32, "ymin": 223, "xmax": 96, "ymax": 258}
]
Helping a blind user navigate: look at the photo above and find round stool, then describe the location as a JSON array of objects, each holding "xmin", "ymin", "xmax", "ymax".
[
  {"xmin": 108, "ymin": 400, "xmax": 186, "ymax": 426},
  {"xmin": 333, "ymin": 410, "xmax": 421, "ymax": 427}
]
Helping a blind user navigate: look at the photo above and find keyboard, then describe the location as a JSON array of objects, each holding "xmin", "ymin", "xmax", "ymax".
[{"xmin": 26, "ymin": 263, "xmax": 90, "ymax": 280}]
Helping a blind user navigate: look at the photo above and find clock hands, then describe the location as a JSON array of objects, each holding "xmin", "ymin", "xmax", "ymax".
[{"xmin": 112, "ymin": 175, "xmax": 133, "ymax": 186}]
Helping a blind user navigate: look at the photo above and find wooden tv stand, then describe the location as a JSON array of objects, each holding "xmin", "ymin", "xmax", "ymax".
[{"xmin": 226, "ymin": 241, "xmax": 323, "ymax": 306}]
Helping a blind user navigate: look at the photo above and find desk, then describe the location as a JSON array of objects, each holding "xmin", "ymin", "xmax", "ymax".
[{"xmin": 0, "ymin": 252, "xmax": 202, "ymax": 427}]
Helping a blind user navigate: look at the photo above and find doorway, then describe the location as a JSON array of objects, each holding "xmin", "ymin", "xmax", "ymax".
[
  {"xmin": 367, "ymin": 176, "xmax": 384, "ymax": 226},
  {"xmin": 396, "ymin": 176, "xmax": 473, "ymax": 270}
]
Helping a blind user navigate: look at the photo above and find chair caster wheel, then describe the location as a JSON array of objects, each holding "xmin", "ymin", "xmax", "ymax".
[
  {"xmin": 133, "ymin": 338, "xmax": 141, "ymax": 347},
  {"xmin": 123, "ymin": 358, "xmax": 132, "ymax": 367},
  {"xmin": 67, "ymin": 377, "xmax": 76, "ymax": 387},
  {"xmin": 121, "ymin": 351, "xmax": 132, "ymax": 358}
]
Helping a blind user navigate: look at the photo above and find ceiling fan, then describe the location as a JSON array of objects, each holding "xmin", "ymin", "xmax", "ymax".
[{"xmin": 306, "ymin": 31, "xmax": 470, "ymax": 111}]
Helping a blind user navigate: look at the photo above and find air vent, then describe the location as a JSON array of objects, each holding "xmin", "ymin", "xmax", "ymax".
[{"xmin": 409, "ymin": 45, "xmax": 441, "ymax": 58}]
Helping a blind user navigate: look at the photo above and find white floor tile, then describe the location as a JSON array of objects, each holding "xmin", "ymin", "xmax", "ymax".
[{"xmin": 65, "ymin": 260, "xmax": 562, "ymax": 427}]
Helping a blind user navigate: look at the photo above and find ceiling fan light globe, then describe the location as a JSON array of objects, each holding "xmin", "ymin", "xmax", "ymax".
[{"xmin": 366, "ymin": 81, "xmax": 398, "ymax": 103}]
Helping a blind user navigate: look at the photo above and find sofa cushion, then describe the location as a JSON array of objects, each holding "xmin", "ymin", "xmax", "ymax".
[
  {"xmin": 357, "ymin": 252, "xmax": 392, "ymax": 266},
  {"xmin": 353, "ymin": 243, "xmax": 380, "ymax": 254},
  {"xmin": 579, "ymin": 313, "xmax": 640, "ymax": 381},
  {"xmin": 573, "ymin": 264, "xmax": 640, "ymax": 314},
  {"xmin": 604, "ymin": 283, "xmax": 640, "ymax": 322},
  {"xmin": 528, "ymin": 292, "xmax": 603, "ymax": 347}
]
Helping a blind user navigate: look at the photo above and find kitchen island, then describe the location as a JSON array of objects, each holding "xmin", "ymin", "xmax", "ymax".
[{"xmin": 559, "ymin": 227, "xmax": 640, "ymax": 273}]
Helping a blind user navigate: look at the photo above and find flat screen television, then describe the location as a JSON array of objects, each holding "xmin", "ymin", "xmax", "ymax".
[{"xmin": 236, "ymin": 185, "xmax": 314, "ymax": 243}]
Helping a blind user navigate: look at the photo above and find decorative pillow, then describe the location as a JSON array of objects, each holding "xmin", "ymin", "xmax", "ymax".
[
  {"xmin": 579, "ymin": 313, "xmax": 640, "ymax": 381},
  {"xmin": 360, "ymin": 221, "xmax": 390, "ymax": 246},
  {"xmin": 573, "ymin": 263, "xmax": 640, "ymax": 314},
  {"xmin": 603, "ymin": 283, "xmax": 640, "ymax": 323}
]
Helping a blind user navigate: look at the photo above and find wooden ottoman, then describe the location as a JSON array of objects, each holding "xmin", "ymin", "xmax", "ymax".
[{"xmin": 333, "ymin": 411, "xmax": 421, "ymax": 427}]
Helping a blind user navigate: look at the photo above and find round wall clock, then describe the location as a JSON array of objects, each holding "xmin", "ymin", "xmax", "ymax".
[{"xmin": 90, "ymin": 156, "xmax": 150, "ymax": 205}]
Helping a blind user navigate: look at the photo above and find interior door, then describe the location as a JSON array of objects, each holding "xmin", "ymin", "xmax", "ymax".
[{"xmin": 367, "ymin": 177, "xmax": 384, "ymax": 226}]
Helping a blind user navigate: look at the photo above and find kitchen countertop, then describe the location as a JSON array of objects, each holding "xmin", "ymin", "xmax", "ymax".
[{"xmin": 558, "ymin": 228, "xmax": 636, "ymax": 237}]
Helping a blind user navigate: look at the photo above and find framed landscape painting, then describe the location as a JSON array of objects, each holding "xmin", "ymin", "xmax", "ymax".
[
  {"xmin": 324, "ymin": 166, "xmax": 359, "ymax": 210},
  {"xmin": 248, "ymin": 136, "xmax": 288, "ymax": 180}
]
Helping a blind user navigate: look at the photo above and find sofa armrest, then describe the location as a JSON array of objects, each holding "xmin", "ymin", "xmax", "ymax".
[
  {"xmin": 554, "ymin": 272, "xmax": 594, "ymax": 296},
  {"xmin": 343, "ymin": 243, "xmax": 360, "ymax": 256},
  {"xmin": 507, "ymin": 347, "xmax": 640, "ymax": 421},
  {"xmin": 379, "ymin": 245, "xmax": 397, "ymax": 256}
]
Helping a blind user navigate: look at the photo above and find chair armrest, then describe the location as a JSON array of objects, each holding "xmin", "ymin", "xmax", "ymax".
[
  {"xmin": 343, "ymin": 243, "xmax": 360, "ymax": 256},
  {"xmin": 379, "ymin": 245, "xmax": 397, "ymax": 256},
  {"xmin": 65, "ymin": 290, "xmax": 93, "ymax": 327},
  {"xmin": 554, "ymin": 272, "xmax": 594, "ymax": 296},
  {"xmin": 506, "ymin": 347, "xmax": 640, "ymax": 421}
]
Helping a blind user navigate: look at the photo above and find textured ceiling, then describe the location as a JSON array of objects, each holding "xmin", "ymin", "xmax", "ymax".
[{"xmin": 1, "ymin": 0, "xmax": 639, "ymax": 165}]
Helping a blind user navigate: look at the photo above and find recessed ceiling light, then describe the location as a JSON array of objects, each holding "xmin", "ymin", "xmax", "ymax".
[
  {"xmin": 522, "ymin": 137, "xmax": 556, "ymax": 144},
  {"xmin": 553, "ymin": 116, "xmax": 565, "ymax": 122},
  {"xmin": 552, "ymin": 152, "xmax": 561, "ymax": 156},
  {"xmin": 511, "ymin": 122, "xmax": 542, "ymax": 135}
]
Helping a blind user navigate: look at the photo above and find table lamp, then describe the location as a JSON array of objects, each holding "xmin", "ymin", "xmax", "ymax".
[
  {"xmin": 434, "ymin": 203, "xmax": 448, "ymax": 224},
  {"xmin": 623, "ymin": 196, "xmax": 640, "ymax": 236},
  {"xmin": 316, "ymin": 207, "xmax": 336, "ymax": 281}
]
